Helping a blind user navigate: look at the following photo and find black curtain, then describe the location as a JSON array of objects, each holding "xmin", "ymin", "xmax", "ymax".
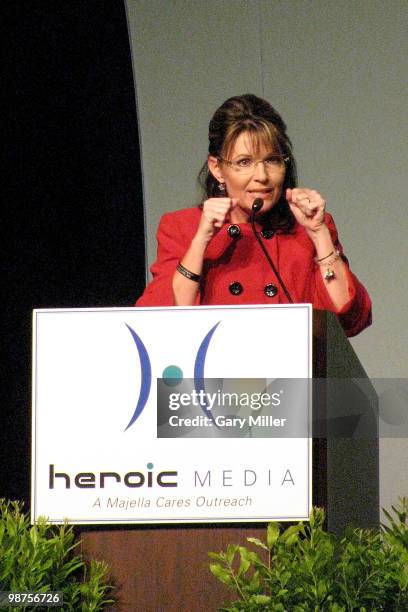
[{"xmin": 2, "ymin": 0, "xmax": 146, "ymax": 502}]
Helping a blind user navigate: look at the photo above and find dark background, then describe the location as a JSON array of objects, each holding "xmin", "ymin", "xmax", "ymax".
[{"xmin": 2, "ymin": 1, "xmax": 145, "ymax": 502}]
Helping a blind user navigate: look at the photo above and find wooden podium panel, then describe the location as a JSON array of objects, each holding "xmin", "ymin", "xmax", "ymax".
[{"xmin": 80, "ymin": 525, "xmax": 265, "ymax": 611}]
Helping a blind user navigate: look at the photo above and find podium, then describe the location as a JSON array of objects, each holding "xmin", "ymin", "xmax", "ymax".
[
  {"xmin": 312, "ymin": 310, "xmax": 378, "ymax": 535},
  {"xmin": 32, "ymin": 307, "xmax": 378, "ymax": 611}
]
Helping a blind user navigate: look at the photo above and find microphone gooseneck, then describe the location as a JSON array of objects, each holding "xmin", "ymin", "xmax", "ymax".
[{"xmin": 250, "ymin": 199, "xmax": 293, "ymax": 304}]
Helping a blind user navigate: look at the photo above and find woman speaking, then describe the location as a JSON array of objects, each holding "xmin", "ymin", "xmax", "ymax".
[{"xmin": 136, "ymin": 94, "xmax": 371, "ymax": 337}]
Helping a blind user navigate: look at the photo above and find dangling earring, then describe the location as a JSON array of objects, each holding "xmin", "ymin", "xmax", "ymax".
[{"xmin": 218, "ymin": 182, "xmax": 226, "ymax": 193}]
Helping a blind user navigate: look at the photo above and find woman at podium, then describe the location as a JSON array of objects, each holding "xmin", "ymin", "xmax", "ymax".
[{"xmin": 136, "ymin": 94, "xmax": 371, "ymax": 337}]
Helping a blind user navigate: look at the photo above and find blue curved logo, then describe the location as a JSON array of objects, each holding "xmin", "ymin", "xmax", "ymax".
[
  {"xmin": 124, "ymin": 324, "xmax": 152, "ymax": 431},
  {"xmin": 125, "ymin": 321, "xmax": 221, "ymax": 431},
  {"xmin": 194, "ymin": 322, "xmax": 221, "ymax": 424}
]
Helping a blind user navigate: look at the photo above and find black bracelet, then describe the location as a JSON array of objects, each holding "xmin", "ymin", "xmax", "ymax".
[
  {"xmin": 315, "ymin": 250, "xmax": 334, "ymax": 263},
  {"xmin": 176, "ymin": 262, "xmax": 201, "ymax": 282}
]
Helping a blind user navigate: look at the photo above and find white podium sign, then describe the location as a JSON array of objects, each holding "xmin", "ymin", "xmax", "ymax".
[{"xmin": 32, "ymin": 304, "xmax": 312, "ymax": 524}]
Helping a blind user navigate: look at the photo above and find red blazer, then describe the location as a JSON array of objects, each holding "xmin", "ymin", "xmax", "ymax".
[{"xmin": 136, "ymin": 207, "xmax": 372, "ymax": 337}]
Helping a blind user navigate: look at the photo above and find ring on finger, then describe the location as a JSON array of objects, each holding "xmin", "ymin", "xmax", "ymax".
[{"xmin": 297, "ymin": 196, "xmax": 311, "ymax": 204}]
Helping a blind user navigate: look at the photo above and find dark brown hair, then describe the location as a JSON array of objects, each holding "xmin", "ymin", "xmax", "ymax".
[{"xmin": 198, "ymin": 94, "xmax": 297, "ymax": 232}]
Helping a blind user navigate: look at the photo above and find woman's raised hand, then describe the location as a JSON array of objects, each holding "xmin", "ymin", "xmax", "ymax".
[
  {"xmin": 286, "ymin": 188, "xmax": 326, "ymax": 234},
  {"xmin": 196, "ymin": 198, "xmax": 238, "ymax": 243}
]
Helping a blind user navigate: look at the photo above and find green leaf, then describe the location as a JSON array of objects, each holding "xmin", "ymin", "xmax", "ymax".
[
  {"xmin": 208, "ymin": 551, "xmax": 224, "ymax": 560},
  {"xmin": 237, "ymin": 557, "xmax": 250, "ymax": 576},
  {"xmin": 281, "ymin": 524, "xmax": 301, "ymax": 546},
  {"xmin": 226, "ymin": 544, "xmax": 239, "ymax": 565},
  {"xmin": 309, "ymin": 506, "xmax": 325, "ymax": 529},
  {"xmin": 250, "ymin": 594, "xmax": 272, "ymax": 604},
  {"xmin": 247, "ymin": 536, "xmax": 269, "ymax": 551},
  {"xmin": 266, "ymin": 522, "xmax": 280, "ymax": 549},
  {"xmin": 209, "ymin": 563, "xmax": 233, "ymax": 586},
  {"xmin": 239, "ymin": 546, "xmax": 260, "ymax": 564},
  {"xmin": 279, "ymin": 570, "xmax": 291, "ymax": 587}
]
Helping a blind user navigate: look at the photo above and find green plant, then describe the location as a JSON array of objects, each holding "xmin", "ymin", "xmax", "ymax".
[
  {"xmin": 209, "ymin": 498, "xmax": 408, "ymax": 611},
  {"xmin": 0, "ymin": 499, "xmax": 114, "ymax": 611}
]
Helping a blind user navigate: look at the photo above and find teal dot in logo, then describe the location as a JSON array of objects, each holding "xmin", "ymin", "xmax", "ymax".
[
  {"xmin": 162, "ymin": 365, "xmax": 183, "ymax": 387},
  {"xmin": 147, "ymin": 462, "xmax": 153, "ymax": 470}
]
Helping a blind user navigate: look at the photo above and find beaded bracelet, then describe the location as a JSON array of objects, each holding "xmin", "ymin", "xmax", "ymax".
[
  {"xmin": 176, "ymin": 262, "xmax": 201, "ymax": 282},
  {"xmin": 314, "ymin": 249, "xmax": 341, "ymax": 281}
]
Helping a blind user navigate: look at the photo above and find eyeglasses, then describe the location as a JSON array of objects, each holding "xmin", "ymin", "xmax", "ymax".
[{"xmin": 218, "ymin": 154, "xmax": 289, "ymax": 175}]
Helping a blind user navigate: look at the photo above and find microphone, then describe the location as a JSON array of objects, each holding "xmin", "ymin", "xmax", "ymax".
[
  {"xmin": 252, "ymin": 198, "xmax": 264, "ymax": 214},
  {"xmin": 249, "ymin": 198, "xmax": 293, "ymax": 304}
]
